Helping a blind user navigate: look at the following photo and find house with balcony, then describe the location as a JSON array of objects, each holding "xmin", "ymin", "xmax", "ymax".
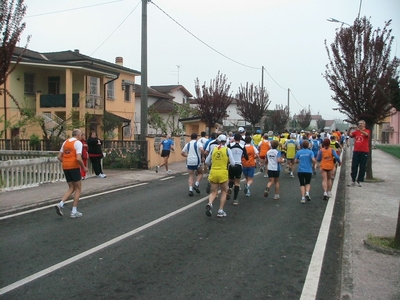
[{"xmin": 1, "ymin": 47, "xmax": 140, "ymax": 141}]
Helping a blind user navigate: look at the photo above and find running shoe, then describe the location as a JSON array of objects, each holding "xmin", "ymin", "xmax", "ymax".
[
  {"xmin": 55, "ymin": 204, "xmax": 63, "ymax": 217},
  {"xmin": 189, "ymin": 190, "xmax": 194, "ymax": 196},
  {"xmin": 101, "ymin": 173, "xmax": 107, "ymax": 178},
  {"xmin": 305, "ymin": 194, "xmax": 311, "ymax": 201},
  {"xmin": 357, "ymin": 181, "xmax": 362, "ymax": 187},
  {"xmin": 327, "ymin": 191, "xmax": 332, "ymax": 198},
  {"xmin": 313, "ymin": 169, "xmax": 317, "ymax": 175},
  {"xmin": 206, "ymin": 203, "xmax": 212, "ymax": 217},
  {"xmin": 323, "ymin": 194, "xmax": 329, "ymax": 201},
  {"xmin": 290, "ymin": 172, "xmax": 294, "ymax": 178},
  {"xmin": 301, "ymin": 198, "xmax": 306, "ymax": 204},
  {"xmin": 193, "ymin": 185, "xmax": 200, "ymax": 194},
  {"xmin": 217, "ymin": 209, "xmax": 227, "ymax": 218},
  {"xmin": 259, "ymin": 167, "xmax": 264, "ymax": 173},
  {"xmin": 264, "ymin": 186, "xmax": 270, "ymax": 197},
  {"xmin": 167, "ymin": 170, "xmax": 172, "ymax": 174},
  {"xmin": 273, "ymin": 194, "xmax": 280, "ymax": 200},
  {"xmin": 155, "ymin": 166, "xmax": 159, "ymax": 173},
  {"xmin": 233, "ymin": 200, "xmax": 239, "ymax": 206},
  {"xmin": 264, "ymin": 174, "xmax": 268, "ymax": 178},
  {"xmin": 70, "ymin": 211, "xmax": 83, "ymax": 218}
]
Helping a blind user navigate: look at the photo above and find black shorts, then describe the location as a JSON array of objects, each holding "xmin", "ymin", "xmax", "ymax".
[
  {"xmin": 297, "ymin": 172, "xmax": 312, "ymax": 186},
  {"xmin": 267, "ymin": 170, "xmax": 280, "ymax": 178},
  {"xmin": 64, "ymin": 168, "xmax": 81, "ymax": 182},
  {"xmin": 161, "ymin": 150, "xmax": 171, "ymax": 158},
  {"xmin": 228, "ymin": 164, "xmax": 243, "ymax": 179}
]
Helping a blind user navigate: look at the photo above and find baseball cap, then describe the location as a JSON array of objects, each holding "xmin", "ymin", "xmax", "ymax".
[
  {"xmin": 217, "ymin": 134, "xmax": 227, "ymax": 142},
  {"xmin": 238, "ymin": 127, "xmax": 245, "ymax": 133},
  {"xmin": 268, "ymin": 131, "xmax": 273, "ymax": 136},
  {"xmin": 256, "ymin": 130, "xmax": 261, "ymax": 133},
  {"xmin": 301, "ymin": 130, "xmax": 305, "ymax": 133}
]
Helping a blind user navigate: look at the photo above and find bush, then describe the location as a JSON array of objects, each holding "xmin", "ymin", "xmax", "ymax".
[
  {"xmin": 103, "ymin": 147, "xmax": 144, "ymax": 169},
  {"xmin": 29, "ymin": 134, "xmax": 41, "ymax": 150}
]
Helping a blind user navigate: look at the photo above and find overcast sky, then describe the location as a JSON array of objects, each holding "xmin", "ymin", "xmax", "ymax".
[{"xmin": 20, "ymin": 0, "xmax": 400, "ymax": 121}]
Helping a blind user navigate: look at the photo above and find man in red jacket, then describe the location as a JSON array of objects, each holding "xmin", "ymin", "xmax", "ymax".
[{"xmin": 348, "ymin": 120, "xmax": 370, "ymax": 187}]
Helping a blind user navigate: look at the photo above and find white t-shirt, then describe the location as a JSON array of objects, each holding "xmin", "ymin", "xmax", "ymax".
[{"xmin": 182, "ymin": 140, "xmax": 203, "ymax": 166}]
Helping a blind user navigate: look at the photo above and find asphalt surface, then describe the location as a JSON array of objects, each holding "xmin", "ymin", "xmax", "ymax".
[{"xmin": 1, "ymin": 147, "xmax": 399, "ymax": 299}]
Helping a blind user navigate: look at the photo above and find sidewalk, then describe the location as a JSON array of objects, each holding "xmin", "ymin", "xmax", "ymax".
[
  {"xmin": 1, "ymin": 150, "xmax": 399, "ymax": 299},
  {"xmin": 341, "ymin": 148, "xmax": 400, "ymax": 300}
]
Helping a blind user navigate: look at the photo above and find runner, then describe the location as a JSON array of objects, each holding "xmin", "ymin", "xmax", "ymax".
[
  {"xmin": 263, "ymin": 140, "xmax": 284, "ymax": 200},
  {"xmin": 258, "ymin": 133, "xmax": 271, "ymax": 178},
  {"xmin": 205, "ymin": 134, "xmax": 235, "ymax": 218},
  {"xmin": 227, "ymin": 133, "xmax": 249, "ymax": 205},
  {"xmin": 316, "ymin": 139, "xmax": 342, "ymax": 200},
  {"xmin": 181, "ymin": 133, "xmax": 204, "ymax": 196},
  {"xmin": 156, "ymin": 134, "xmax": 175, "ymax": 174},
  {"xmin": 294, "ymin": 140, "xmax": 317, "ymax": 204},
  {"xmin": 284, "ymin": 133, "xmax": 298, "ymax": 178},
  {"xmin": 242, "ymin": 136, "xmax": 259, "ymax": 197}
]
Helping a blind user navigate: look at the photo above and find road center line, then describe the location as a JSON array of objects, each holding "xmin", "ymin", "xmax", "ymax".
[{"xmin": 0, "ymin": 195, "xmax": 209, "ymax": 296}]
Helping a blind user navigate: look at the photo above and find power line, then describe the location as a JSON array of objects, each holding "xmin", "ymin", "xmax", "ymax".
[
  {"xmin": 91, "ymin": 1, "xmax": 141, "ymax": 56},
  {"xmin": 150, "ymin": 1, "xmax": 260, "ymax": 70},
  {"xmin": 25, "ymin": 0, "xmax": 124, "ymax": 18}
]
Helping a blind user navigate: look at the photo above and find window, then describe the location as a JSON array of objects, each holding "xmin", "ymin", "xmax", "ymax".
[
  {"xmin": 89, "ymin": 77, "xmax": 100, "ymax": 96},
  {"xmin": 48, "ymin": 76, "xmax": 60, "ymax": 94},
  {"xmin": 24, "ymin": 73, "xmax": 35, "ymax": 94},
  {"xmin": 124, "ymin": 84, "xmax": 131, "ymax": 102},
  {"xmin": 107, "ymin": 81, "xmax": 115, "ymax": 100}
]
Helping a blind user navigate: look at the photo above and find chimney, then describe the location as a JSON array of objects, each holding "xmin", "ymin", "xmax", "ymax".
[
  {"xmin": 115, "ymin": 57, "xmax": 123, "ymax": 66},
  {"xmin": 74, "ymin": 49, "xmax": 79, "ymax": 53}
]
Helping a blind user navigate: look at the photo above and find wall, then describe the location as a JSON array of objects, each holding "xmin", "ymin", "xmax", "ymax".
[{"xmin": 146, "ymin": 135, "xmax": 191, "ymax": 169}]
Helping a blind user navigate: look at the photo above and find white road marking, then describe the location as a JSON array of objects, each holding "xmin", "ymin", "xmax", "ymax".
[
  {"xmin": 300, "ymin": 158, "xmax": 343, "ymax": 299},
  {"xmin": 0, "ymin": 183, "xmax": 149, "ymax": 221},
  {"xmin": 0, "ymin": 195, "xmax": 209, "ymax": 295},
  {"xmin": 160, "ymin": 176, "xmax": 175, "ymax": 181}
]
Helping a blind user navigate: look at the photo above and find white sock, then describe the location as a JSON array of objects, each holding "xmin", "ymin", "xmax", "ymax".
[
  {"xmin": 72, "ymin": 207, "xmax": 77, "ymax": 214},
  {"xmin": 189, "ymin": 187, "xmax": 193, "ymax": 191},
  {"xmin": 59, "ymin": 201, "xmax": 64, "ymax": 208},
  {"xmin": 195, "ymin": 181, "xmax": 199, "ymax": 187}
]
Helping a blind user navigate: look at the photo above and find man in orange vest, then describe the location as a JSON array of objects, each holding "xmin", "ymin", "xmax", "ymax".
[{"xmin": 55, "ymin": 129, "xmax": 88, "ymax": 218}]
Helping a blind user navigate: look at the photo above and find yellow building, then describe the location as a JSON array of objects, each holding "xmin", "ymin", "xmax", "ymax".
[{"xmin": 1, "ymin": 47, "xmax": 140, "ymax": 140}]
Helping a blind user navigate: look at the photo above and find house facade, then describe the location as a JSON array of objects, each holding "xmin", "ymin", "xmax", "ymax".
[
  {"xmin": 135, "ymin": 85, "xmax": 193, "ymax": 136},
  {"xmin": 1, "ymin": 48, "xmax": 140, "ymax": 140}
]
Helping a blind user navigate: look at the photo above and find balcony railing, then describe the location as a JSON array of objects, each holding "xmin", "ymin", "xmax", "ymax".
[{"xmin": 39, "ymin": 93, "xmax": 103, "ymax": 109}]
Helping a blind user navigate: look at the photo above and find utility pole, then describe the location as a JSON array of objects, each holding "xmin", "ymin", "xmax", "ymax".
[
  {"xmin": 287, "ymin": 88, "xmax": 291, "ymax": 129},
  {"xmin": 140, "ymin": 0, "xmax": 149, "ymax": 140},
  {"xmin": 261, "ymin": 66, "xmax": 264, "ymax": 101}
]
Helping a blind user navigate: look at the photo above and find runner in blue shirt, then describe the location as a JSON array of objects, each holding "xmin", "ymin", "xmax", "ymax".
[
  {"xmin": 294, "ymin": 140, "xmax": 316, "ymax": 204},
  {"xmin": 156, "ymin": 134, "xmax": 175, "ymax": 174}
]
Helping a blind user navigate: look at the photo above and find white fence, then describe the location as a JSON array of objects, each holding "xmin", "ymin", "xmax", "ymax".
[
  {"xmin": 0, "ymin": 157, "xmax": 65, "ymax": 191},
  {"xmin": 0, "ymin": 151, "xmax": 94, "ymax": 191}
]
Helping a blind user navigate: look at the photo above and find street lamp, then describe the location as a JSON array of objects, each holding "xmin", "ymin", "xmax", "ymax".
[{"xmin": 327, "ymin": 17, "xmax": 351, "ymax": 27}]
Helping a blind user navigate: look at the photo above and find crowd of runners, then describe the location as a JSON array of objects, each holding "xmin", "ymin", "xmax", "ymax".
[{"xmin": 174, "ymin": 126, "xmax": 353, "ymax": 218}]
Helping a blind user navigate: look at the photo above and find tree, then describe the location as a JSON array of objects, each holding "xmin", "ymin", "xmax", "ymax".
[
  {"xmin": 296, "ymin": 108, "xmax": 311, "ymax": 129},
  {"xmin": 236, "ymin": 83, "xmax": 270, "ymax": 132},
  {"xmin": 270, "ymin": 104, "xmax": 289, "ymax": 132},
  {"xmin": 324, "ymin": 16, "xmax": 399, "ymax": 179},
  {"xmin": 194, "ymin": 71, "xmax": 232, "ymax": 135},
  {"xmin": 1, "ymin": 0, "xmax": 30, "ymax": 138},
  {"xmin": 317, "ymin": 118, "xmax": 326, "ymax": 131}
]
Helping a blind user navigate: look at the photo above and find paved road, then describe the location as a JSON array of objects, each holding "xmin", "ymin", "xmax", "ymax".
[{"xmin": 0, "ymin": 166, "xmax": 344, "ymax": 299}]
